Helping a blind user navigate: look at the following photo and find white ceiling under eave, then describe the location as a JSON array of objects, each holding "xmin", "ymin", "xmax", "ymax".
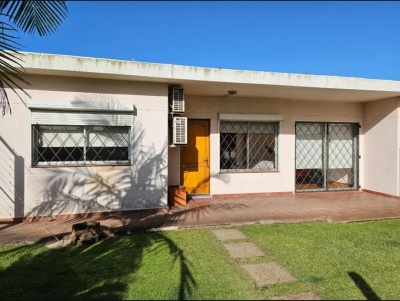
[
  {"xmin": 170, "ymin": 80, "xmax": 400, "ymax": 102},
  {"xmin": 19, "ymin": 52, "xmax": 400, "ymax": 103}
]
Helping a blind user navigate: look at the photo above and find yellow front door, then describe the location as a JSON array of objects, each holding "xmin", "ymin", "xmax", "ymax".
[{"xmin": 181, "ymin": 119, "xmax": 210, "ymax": 195}]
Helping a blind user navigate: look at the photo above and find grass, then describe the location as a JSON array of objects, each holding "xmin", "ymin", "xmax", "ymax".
[
  {"xmin": 0, "ymin": 219, "xmax": 399, "ymax": 300},
  {"xmin": 239, "ymin": 220, "xmax": 400, "ymax": 300}
]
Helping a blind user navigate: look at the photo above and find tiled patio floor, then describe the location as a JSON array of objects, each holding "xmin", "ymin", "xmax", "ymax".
[{"xmin": 1, "ymin": 191, "xmax": 400, "ymax": 245}]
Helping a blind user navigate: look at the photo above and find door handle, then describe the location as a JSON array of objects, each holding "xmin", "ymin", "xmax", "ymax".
[{"xmin": 205, "ymin": 158, "xmax": 209, "ymax": 168}]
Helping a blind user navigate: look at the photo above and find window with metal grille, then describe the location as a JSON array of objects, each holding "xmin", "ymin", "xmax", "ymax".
[
  {"xmin": 32, "ymin": 125, "xmax": 131, "ymax": 166},
  {"xmin": 220, "ymin": 121, "xmax": 278, "ymax": 172}
]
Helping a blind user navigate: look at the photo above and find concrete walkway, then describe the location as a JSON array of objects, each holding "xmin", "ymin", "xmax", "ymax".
[{"xmin": 1, "ymin": 191, "xmax": 400, "ymax": 245}]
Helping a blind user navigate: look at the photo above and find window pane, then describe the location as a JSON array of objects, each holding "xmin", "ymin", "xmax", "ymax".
[
  {"xmin": 33, "ymin": 125, "xmax": 84, "ymax": 164},
  {"xmin": 220, "ymin": 121, "xmax": 278, "ymax": 172},
  {"xmin": 32, "ymin": 125, "xmax": 131, "ymax": 166},
  {"xmin": 220, "ymin": 122, "xmax": 248, "ymax": 134},
  {"xmin": 86, "ymin": 126, "xmax": 129, "ymax": 163},
  {"xmin": 248, "ymin": 133, "xmax": 276, "ymax": 170},
  {"xmin": 221, "ymin": 133, "xmax": 245, "ymax": 169},
  {"xmin": 87, "ymin": 126, "xmax": 129, "ymax": 147},
  {"xmin": 295, "ymin": 123, "xmax": 323, "ymax": 169},
  {"xmin": 39, "ymin": 125, "xmax": 85, "ymax": 147},
  {"xmin": 248, "ymin": 122, "xmax": 276, "ymax": 134}
]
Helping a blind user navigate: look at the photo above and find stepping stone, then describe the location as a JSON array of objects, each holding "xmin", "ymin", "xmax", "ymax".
[
  {"xmin": 241, "ymin": 262, "xmax": 296, "ymax": 287},
  {"xmin": 212, "ymin": 229, "xmax": 247, "ymax": 241},
  {"xmin": 223, "ymin": 242, "xmax": 265, "ymax": 258},
  {"xmin": 269, "ymin": 292, "xmax": 319, "ymax": 300}
]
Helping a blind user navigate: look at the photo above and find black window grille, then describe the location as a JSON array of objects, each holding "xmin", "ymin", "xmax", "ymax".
[
  {"xmin": 220, "ymin": 121, "xmax": 279, "ymax": 172},
  {"xmin": 295, "ymin": 122, "xmax": 359, "ymax": 192},
  {"xmin": 32, "ymin": 125, "xmax": 130, "ymax": 166}
]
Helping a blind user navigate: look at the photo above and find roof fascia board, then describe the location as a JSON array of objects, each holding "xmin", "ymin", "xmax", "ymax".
[{"xmin": 16, "ymin": 52, "xmax": 400, "ymax": 93}]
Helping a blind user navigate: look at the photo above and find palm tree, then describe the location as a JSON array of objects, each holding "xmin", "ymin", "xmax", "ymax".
[{"xmin": 0, "ymin": 0, "xmax": 68, "ymax": 115}]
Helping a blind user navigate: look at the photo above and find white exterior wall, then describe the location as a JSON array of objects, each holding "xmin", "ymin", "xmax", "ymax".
[
  {"xmin": 2, "ymin": 52, "xmax": 400, "ymax": 219},
  {"xmin": 363, "ymin": 97, "xmax": 399, "ymax": 196},
  {"xmin": 0, "ymin": 75, "xmax": 169, "ymax": 219},
  {"xmin": 172, "ymin": 95, "xmax": 364, "ymax": 195}
]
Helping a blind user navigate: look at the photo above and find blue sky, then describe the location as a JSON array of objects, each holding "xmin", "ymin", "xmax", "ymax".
[{"xmin": 18, "ymin": 1, "xmax": 400, "ymax": 80}]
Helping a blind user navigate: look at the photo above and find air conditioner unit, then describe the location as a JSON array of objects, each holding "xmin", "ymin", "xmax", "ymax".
[
  {"xmin": 172, "ymin": 116, "xmax": 187, "ymax": 145},
  {"xmin": 169, "ymin": 87, "xmax": 185, "ymax": 113}
]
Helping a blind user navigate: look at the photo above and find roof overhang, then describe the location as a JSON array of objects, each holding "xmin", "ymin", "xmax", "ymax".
[{"xmin": 17, "ymin": 52, "xmax": 400, "ymax": 102}]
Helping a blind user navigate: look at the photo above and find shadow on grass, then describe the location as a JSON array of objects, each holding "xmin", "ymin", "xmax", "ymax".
[
  {"xmin": 348, "ymin": 271, "xmax": 381, "ymax": 300},
  {"xmin": 0, "ymin": 232, "xmax": 196, "ymax": 300},
  {"xmin": 385, "ymin": 240, "xmax": 400, "ymax": 247}
]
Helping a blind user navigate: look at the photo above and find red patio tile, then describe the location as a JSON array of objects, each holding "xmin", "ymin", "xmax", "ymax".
[{"xmin": 1, "ymin": 191, "xmax": 400, "ymax": 245}]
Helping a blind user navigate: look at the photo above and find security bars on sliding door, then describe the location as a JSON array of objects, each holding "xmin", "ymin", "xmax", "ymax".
[
  {"xmin": 295, "ymin": 122, "xmax": 359, "ymax": 192},
  {"xmin": 220, "ymin": 121, "xmax": 278, "ymax": 172}
]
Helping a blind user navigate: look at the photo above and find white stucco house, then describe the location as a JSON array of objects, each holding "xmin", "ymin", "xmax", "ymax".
[{"xmin": 1, "ymin": 52, "xmax": 400, "ymax": 221}]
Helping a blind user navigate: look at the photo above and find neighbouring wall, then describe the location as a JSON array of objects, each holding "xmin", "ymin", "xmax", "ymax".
[
  {"xmin": 0, "ymin": 75, "xmax": 169, "ymax": 219},
  {"xmin": 363, "ymin": 97, "xmax": 399, "ymax": 196},
  {"xmin": 170, "ymin": 95, "xmax": 364, "ymax": 195}
]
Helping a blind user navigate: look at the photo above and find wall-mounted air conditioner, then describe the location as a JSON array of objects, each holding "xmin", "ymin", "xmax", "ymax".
[
  {"xmin": 172, "ymin": 116, "xmax": 187, "ymax": 145},
  {"xmin": 169, "ymin": 87, "xmax": 185, "ymax": 113}
]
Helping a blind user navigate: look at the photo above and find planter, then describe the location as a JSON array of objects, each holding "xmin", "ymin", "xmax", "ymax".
[{"xmin": 168, "ymin": 185, "xmax": 187, "ymax": 209}]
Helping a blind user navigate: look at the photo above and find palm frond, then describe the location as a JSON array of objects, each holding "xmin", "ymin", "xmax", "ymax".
[
  {"xmin": 0, "ymin": 1, "xmax": 68, "ymax": 115},
  {"xmin": 0, "ymin": 20, "xmax": 29, "ymax": 116},
  {"xmin": 0, "ymin": 77, "xmax": 10, "ymax": 115},
  {"xmin": 0, "ymin": 0, "xmax": 68, "ymax": 36}
]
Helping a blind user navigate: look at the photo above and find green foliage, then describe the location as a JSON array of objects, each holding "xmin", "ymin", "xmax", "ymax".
[
  {"xmin": 0, "ymin": 1, "xmax": 68, "ymax": 36},
  {"xmin": 0, "ymin": 1, "xmax": 68, "ymax": 115},
  {"xmin": 0, "ymin": 229, "xmax": 257, "ymax": 300},
  {"xmin": 0, "ymin": 220, "xmax": 400, "ymax": 300},
  {"xmin": 239, "ymin": 220, "xmax": 400, "ymax": 300}
]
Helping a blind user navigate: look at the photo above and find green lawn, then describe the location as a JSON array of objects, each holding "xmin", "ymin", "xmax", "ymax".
[{"xmin": 0, "ymin": 219, "xmax": 399, "ymax": 300}]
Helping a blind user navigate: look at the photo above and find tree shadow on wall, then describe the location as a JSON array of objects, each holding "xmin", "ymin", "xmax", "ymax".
[
  {"xmin": 24, "ymin": 93, "xmax": 253, "ymax": 236},
  {"xmin": 0, "ymin": 231, "xmax": 196, "ymax": 300},
  {"xmin": 0, "ymin": 136, "xmax": 25, "ymax": 222},
  {"xmin": 27, "ymin": 123, "xmax": 167, "ymax": 222}
]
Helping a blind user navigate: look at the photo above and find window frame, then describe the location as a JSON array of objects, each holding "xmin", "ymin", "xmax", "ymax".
[
  {"xmin": 219, "ymin": 114, "xmax": 282, "ymax": 173},
  {"xmin": 32, "ymin": 124, "xmax": 132, "ymax": 167},
  {"xmin": 27, "ymin": 100, "xmax": 135, "ymax": 168}
]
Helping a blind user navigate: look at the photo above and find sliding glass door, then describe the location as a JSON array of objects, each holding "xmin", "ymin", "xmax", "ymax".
[{"xmin": 295, "ymin": 122, "xmax": 359, "ymax": 192}]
